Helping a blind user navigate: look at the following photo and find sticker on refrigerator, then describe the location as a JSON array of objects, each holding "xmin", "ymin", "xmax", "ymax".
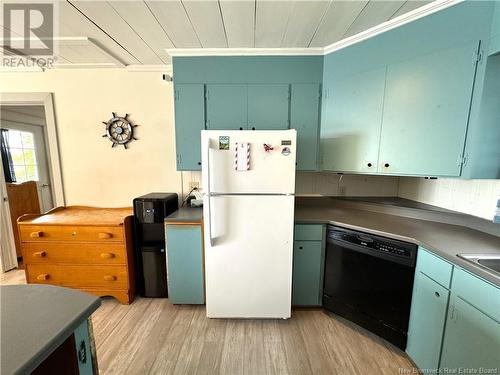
[
  {"xmin": 235, "ymin": 142, "xmax": 250, "ymax": 171},
  {"xmin": 281, "ymin": 140, "xmax": 292, "ymax": 146},
  {"xmin": 219, "ymin": 136, "xmax": 230, "ymax": 150}
]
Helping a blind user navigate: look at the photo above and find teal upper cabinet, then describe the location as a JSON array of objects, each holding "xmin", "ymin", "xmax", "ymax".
[
  {"xmin": 320, "ymin": 1, "xmax": 498, "ymax": 178},
  {"xmin": 206, "ymin": 84, "xmax": 247, "ymax": 130},
  {"xmin": 247, "ymin": 84, "xmax": 290, "ymax": 130},
  {"xmin": 461, "ymin": 52, "xmax": 500, "ymax": 178},
  {"xmin": 378, "ymin": 41, "xmax": 479, "ymax": 176},
  {"xmin": 489, "ymin": 1, "xmax": 500, "ymax": 55},
  {"xmin": 174, "ymin": 84, "xmax": 204, "ymax": 171},
  {"xmin": 321, "ymin": 67, "xmax": 386, "ymax": 173},
  {"xmin": 290, "ymin": 83, "xmax": 321, "ymax": 171},
  {"xmin": 172, "ymin": 56, "xmax": 323, "ymax": 171}
]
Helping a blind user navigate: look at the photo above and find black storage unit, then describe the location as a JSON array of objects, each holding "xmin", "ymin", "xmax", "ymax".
[{"xmin": 133, "ymin": 193, "xmax": 178, "ymax": 297}]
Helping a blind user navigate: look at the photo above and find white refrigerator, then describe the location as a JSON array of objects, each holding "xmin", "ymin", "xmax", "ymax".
[{"xmin": 201, "ymin": 130, "xmax": 296, "ymax": 319}]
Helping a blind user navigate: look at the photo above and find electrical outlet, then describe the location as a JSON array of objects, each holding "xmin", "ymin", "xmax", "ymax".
[{"xmin": 189, "ymin": 181, "xmax": 199, "ymax": 190}]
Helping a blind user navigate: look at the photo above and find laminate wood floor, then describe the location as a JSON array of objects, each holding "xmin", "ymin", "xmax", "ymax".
[{"xmin": 1, "ymin": 268, "xmax": 416, "ymax": 374}]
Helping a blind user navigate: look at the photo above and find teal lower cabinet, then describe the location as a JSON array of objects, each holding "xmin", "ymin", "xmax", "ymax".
[
  {"xmin": 406, "ymin": 271, "xmax": 450, "ymax": 370},
  {"xmin": 407, "ymin": 247, "xmax": 500, "ymax": 371},
  {"xmin": 73, "ymin": 319, "xmax": 96, "ymax": 375},
  {"xmin": 292, "ymin": 224, "xmax": 325, "ymax": 306},
  {"xmin": 440, "ymin": 294, "xmax": 500, "ymax": 370},
  {"xmin": 440, "ymin": 268, "xmax": 500, "ymax": 370},
  {"xmin": 165, "ymin": 224, "xmax": 205, "ymax": 304}
]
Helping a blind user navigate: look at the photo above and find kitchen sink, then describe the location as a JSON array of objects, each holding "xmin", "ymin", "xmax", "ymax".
[{"xmin": 457, "ymin": 254, "xmax": 500, "ymax": 275}]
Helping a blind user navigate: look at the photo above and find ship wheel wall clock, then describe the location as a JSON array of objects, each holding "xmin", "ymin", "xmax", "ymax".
[{"xmin": 102, "ymin": 112, "xmax": 138, "ymax": 149}]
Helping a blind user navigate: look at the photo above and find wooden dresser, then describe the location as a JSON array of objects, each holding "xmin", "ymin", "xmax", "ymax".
[{"xmin": 18, "ymin": 206, "xmax": 135, "ymax": 304}]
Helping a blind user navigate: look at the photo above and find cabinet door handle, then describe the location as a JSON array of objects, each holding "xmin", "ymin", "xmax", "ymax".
[
  {"xmin": 299, "ymin": 246, "xmax": 303, "ymax": 250},
  {"xmin": 100, "ymin": 252, "xmax": 115, "ymax": 259},
  {"xmin": 434, "ymin": 291, "xmax": 440, "ymax": 298},
  {"xmin": 367, "ymin": 162, "xmax": 373, "ymax": 168},
  {"xmin": 33, "ymin": 251, "xmax": 47, "ymax": 258},
  {"xmin": 384, "ymin": 163, "xmax": 390, "ymax": 168},
  {"xmin": 36, "ymin": 273, "xmax": 49, "ymax": 280},
  {"xmin": 98, "ymin": 232, "xmax": 113, "ymax": 239},
  {"xmin": 30, "ymin": 231, "xmax": 43, "ymax": 238},
  {"xmin": 103, "ymin": 275, "xmax": 117, "ymax": 281}
]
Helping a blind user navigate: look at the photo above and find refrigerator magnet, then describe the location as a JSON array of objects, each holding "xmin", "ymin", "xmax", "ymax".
[{"xmin": 219, "ymin": 136, "xmax": 230, "ymax": 150}]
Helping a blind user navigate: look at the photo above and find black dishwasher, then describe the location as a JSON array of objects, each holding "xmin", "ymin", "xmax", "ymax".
[{"xmin": 323, "ymin": 225, "xmax": 417, "ymax": 349}]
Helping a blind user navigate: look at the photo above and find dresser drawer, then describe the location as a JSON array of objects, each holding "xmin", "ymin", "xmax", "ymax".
[
  {"xmin": 19, "ymin": 225, "xmax": 124, "ymax": 243},
  {"xmin": 22, "ymin": 242, "xmax": 127, "ymax": 265},
  {"xmin": 26, "ymin": 264, "xmax": 128, "ymax": 289}
]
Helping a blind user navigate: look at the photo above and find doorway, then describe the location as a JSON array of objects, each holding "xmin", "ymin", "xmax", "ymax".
[
  {"xmin": 1, "ymin": 105, "xmax": 55, "ymax": 212},
  {"xmin": 0, "ymin": 93, "xmax": 64, "ymax": 272}
]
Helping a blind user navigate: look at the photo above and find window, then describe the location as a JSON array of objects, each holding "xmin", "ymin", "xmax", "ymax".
[{"xmin": 6, "ymin": 130, "xmax": 38, "ymax": 182}]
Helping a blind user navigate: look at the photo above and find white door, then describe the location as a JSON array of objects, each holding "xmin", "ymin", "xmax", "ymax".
[
  {"xmin": 3, "ymin": 124, "xmax": 54, "ymax": 212},
  {"xmin": 203, "ymin": 194, "xmax": 295, "ymax": 318},
  {"xmin": 202, "ymin": 130, "xmax": 297, "ymax": 194}
]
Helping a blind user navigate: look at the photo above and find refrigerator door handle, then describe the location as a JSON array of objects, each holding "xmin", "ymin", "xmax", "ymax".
[{"xmin": 206, "ymin": 138, "xmax": 214, "ymax": 247}]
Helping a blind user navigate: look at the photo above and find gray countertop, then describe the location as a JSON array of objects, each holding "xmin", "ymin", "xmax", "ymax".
[
  {"xmin": 295, "ymin": 199, "xmax": 500, "ymax": 286},
  {"xmin": 1, "ymin": 285, "xmax": 101, "ymax": 375},
  {"xmin": 165, "ymin": 206, "xmax": 203, "ymax": 224}
]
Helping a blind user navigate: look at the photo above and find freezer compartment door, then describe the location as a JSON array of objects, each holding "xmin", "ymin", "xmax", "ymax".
[
  {"xmin": 201, "ymin": 130, "xmax": 296, "ymax": 194},
  {"xmin": 203, "ymin": 195, "xmax": 294, "ymax": 318}
]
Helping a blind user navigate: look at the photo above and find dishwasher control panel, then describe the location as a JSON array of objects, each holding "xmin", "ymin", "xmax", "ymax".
[{"xmin": 328, "ymin": 226, "xmax": 416, "ymax": 260}]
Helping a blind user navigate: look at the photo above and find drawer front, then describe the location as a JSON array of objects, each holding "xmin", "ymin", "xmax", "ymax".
[
  {"xmin": 26, "ymin": 264, "xmax": 128, "ymax": 289},
  {"xmin": 451, "ymin": 267, "xmax": 500, "ymax": 322},
  {"xmin": 22, "ymin": 242, "xmax": 127, "ymax": 265},
  {"xmin": 294, "ymin": 224, "xmax": 324, "ymax": 241},
  {"xmin": 416, "ymin": 247, "xmax": 453, "ymax": 289},
  {"xmin": 20, "ymin": 225, "xmax": 124, "ymax": 243}
]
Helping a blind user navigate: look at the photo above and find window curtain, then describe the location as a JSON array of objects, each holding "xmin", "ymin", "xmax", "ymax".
[{"xmin": 0, "ymin": 129, "xmax": 16, "ymax": 183}]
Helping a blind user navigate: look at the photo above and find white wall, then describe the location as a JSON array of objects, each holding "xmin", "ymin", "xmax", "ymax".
[
  {"xmin": 398, "ymin": 177, "xmax": 500, "ymax": 220},
  {"xmin": 0, "ymin": 69, "xmax": 181, "ymax": 207}
]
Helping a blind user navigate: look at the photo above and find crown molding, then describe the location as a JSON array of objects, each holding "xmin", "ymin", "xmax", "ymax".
[
  {"xmin": 126, "ymin": 65, "xmax": 172, "ymax": 73},
  {"xmin": 165, "ymin": 47, "xmax": 324, "ymax": 57},
  {"xmin": 323, "ymin": 0, "xmax": 463, "ymax": 55}
]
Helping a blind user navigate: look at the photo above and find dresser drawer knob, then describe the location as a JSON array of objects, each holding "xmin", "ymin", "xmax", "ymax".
[
  {"xmin": 33, "ymin": 251, "xmax": 47, "ymax": 258},
  {"xmin": 100, "ymin": 252, "xmax": 115, "ymax": 259},
  {"xmin": 98, "ymin": 232, "xmax": 113, "ymax": 239},
  {"xmin": 36, "ymin": 273, "xmax": 50, "ymax": 281},
  {"xmin": 30, "ymin": 231, "xmax": 43, "ymax": 238},
  {"xmin": 103, "ymin": 275, "xmax": 117, "ymax": 281}
]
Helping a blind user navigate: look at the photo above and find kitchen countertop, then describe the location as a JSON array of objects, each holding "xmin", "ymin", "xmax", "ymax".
[
  {"xmin": 0, "ymin": 284, "xmax": 101, "ymax": 375},
  {"xmin": 295, "ymin": 198, "xmax": 500, "ymax": 286},
  {"xmin": 165, "ymin": 206, "xmax": 203, "ymax": 224}
]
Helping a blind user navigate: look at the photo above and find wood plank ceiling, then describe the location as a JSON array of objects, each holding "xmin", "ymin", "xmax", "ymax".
[{"xmin": 1, "ymin": 0, "xmax": 433, "ymax": 68}]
